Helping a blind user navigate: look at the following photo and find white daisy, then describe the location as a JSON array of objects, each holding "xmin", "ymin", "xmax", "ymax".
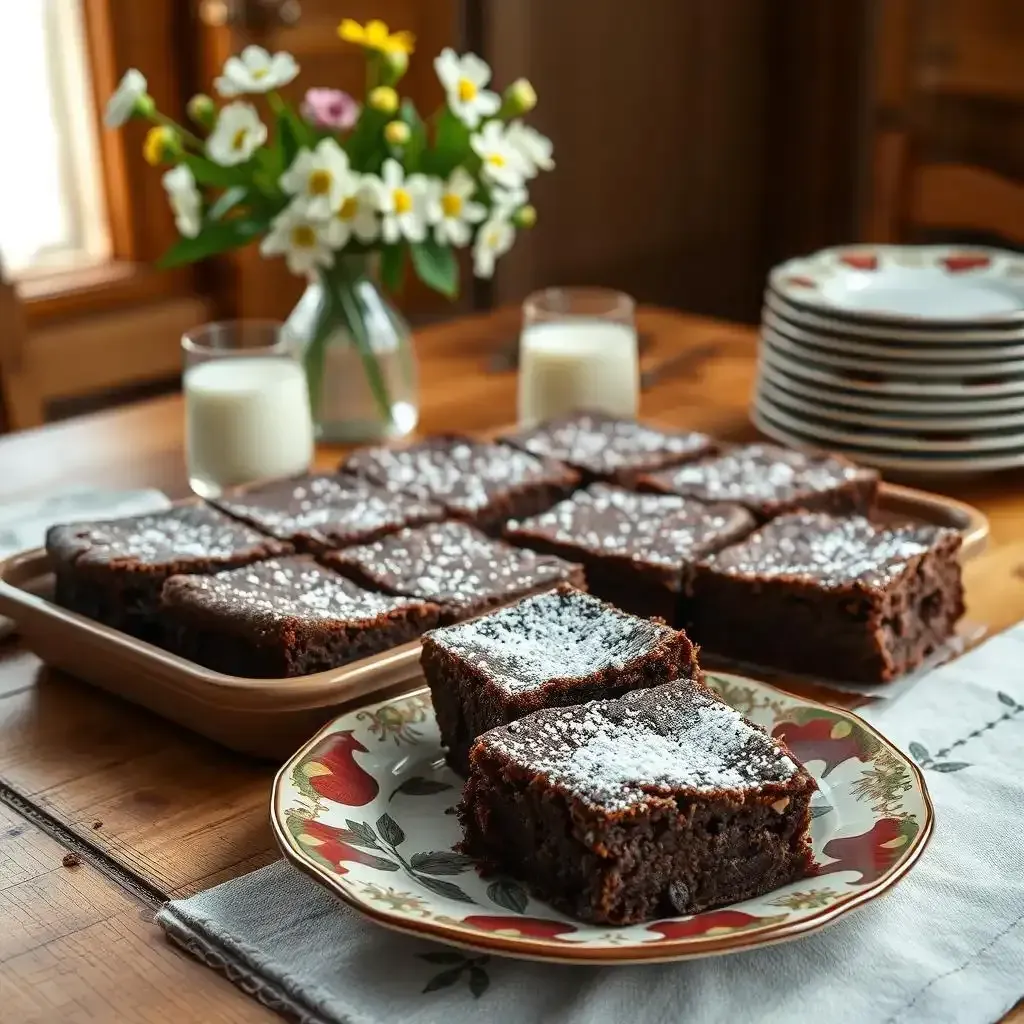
[
  {"xmin": 473, "ymin": 215, "xmax": 515, "ymax": 279},
  {"xmin": 506, "ymin": 120, "xmax": 555, "ymax": 177},
  {"xmin": 434, "ymin": 49, "xmax": 500, "ymax": 129},
  {"xmin": 260, "ymin": 202, "xmax": 335, "ymax": 277},
  {"xmin": 325, "ymin": 177, "xmax": 380, "ymax": 248},
  {"xmin": 427, "ymin": 167, "xmax": 486, "ymax": 247},
  {"xmin": 280, "ymin": 139, "xmax": 354, "ymax": 221},
  {"xmin": 206, "ymin": 102, "xmax": 267, "ymax": 166},
  {"xmin": 214, "ymin": 45, "xmax": 299, "ymax": 98},
  {"xmin": 470, "ymin": 121, "xmax": 527, "ymax": 190},
  {"xmin": 104, "ymin": 69, "xmax": 148, "ymax": 128},
  {"xmin": 368, "ymin": 159, "xmax": 432, "ymax": 244},
  {"xmin": 491, "ymin": 184, "xmax": 528, "ymax": 218},
  {"xmin": 161, "ymin": 164, "xmax": 202, "ymax": 238}
]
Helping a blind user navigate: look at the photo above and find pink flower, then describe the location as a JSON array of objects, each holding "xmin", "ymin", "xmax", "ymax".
[{"xmin": 301, "ymin": 88, "xmax": 359, "ymax": 131}]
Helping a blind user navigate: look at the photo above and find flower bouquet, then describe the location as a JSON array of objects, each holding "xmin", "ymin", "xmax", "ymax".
[{"xmin": 104, "ymin": 18, "xmax": 553, "ymax": 439}]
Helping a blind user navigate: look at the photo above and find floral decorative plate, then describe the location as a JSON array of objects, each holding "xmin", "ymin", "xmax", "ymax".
[
  {"xmin": 271, "ymin": 673, "xmax": 933, "ymax": 964},
  {"xmin": 770, "ymin": 245, "xmax": 1024, "ymax": 325}
]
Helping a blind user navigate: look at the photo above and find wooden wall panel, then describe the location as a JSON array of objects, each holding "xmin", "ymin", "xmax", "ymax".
[{"xmin": 486, "ymin": 0, "xmax": 772, "ymax": 321}]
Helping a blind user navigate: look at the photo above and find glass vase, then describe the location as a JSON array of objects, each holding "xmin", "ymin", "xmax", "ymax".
[{"xmin": 286, "ymin": 255, "xmax": 419, "ymax": 443}]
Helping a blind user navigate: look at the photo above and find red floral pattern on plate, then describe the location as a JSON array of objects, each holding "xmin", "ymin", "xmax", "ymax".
[
  {"xmin": 838, "ymin": 252, "xmax": 878, "ymax": 271},
  {"xmin": 298, "ymin": 730, "xmax": 379, "ymax": 806},
  {"xmin": 773, "ymin": 709, "xmax": 876, "ymax": 777},
  {"xmin": 941, "ymin": 253, "xmax": 992, "ymax": 273},
  {"xmin": 818, "ymin": 817, "xmax": 920, "ymax": 885},
  {"xmin": 649, "ymin": 910, "xmax": 788, "ymax": 940},
  {"xmin": 462, "ymin": 916, "xmax": 577, "ymax": 939}
]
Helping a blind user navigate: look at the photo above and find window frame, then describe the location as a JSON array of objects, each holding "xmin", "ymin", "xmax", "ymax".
[{"xmin": 23, "ymin": 0, "xmax": 198, "ymax": 327}]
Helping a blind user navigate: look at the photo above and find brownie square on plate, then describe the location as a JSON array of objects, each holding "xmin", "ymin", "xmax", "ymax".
[
  {"xmin": 459, "ymin": 680, "xmax": 816, "ymax": 924},
  {"xmin": 323, "ymin": 520, "xmax": 584, "ymax": 624},
  {"xmin": 501, "ymin": 412, "xmax": 714, "ymax": 486},
  {"xmin": 213, "ymin": 473, "xmax": 444, "ymax": 551},
  {"xmin": 505, "ymin": 484, "xmax": 754, "ymax": 622},
  {"xmin": 420, "ymin": 584, "xmax": 700, "ymax": 772},
  {"xmin": 162, "ymin": 555, "xmax": 440, "ymax": 677},
  {"xmin": 638, "ymin": 443, "xmax": 879, "ymax": 521},
  {"xmin": 47, "ymin": 503, "xmax": 291, "ymax": 642},
  {"xmin": 685, "ymin": 512, "xmax": 964, "ymax": 682},
  {"xmin": 339, "ymin": 436, "xmax": 579, "ymax": 533}
]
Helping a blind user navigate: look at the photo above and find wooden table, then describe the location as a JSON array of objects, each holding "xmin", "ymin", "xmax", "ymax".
[{"xmin": 2, "ymin": 308, "xmax": 1022, "ymax": 1023}]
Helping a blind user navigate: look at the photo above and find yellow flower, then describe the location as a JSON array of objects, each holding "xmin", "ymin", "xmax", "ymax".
[
  {"xmin": 143, "ymin": 126, "xmax": 177, "ymax": 166},
  {"xmin": 368, "ymin": 86, "xmax": 399, "ymax": 114},
  {"xmin": 338, "ymin": 18, "xmax": 415, "ymax": 56},
  {"xmin": 384, "ymin": 120, "xmax": 410, "ymax": 145}
]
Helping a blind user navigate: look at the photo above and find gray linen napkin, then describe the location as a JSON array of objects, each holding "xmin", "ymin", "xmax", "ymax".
[{"xmin": 157, "ymin": 625, "xmax": 1024, "ymax": 1024}]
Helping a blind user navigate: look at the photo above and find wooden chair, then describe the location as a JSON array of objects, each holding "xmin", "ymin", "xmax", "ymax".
[{"xmin": 863, "ymin": 0, "xmax": 1024, "ymax": 246}]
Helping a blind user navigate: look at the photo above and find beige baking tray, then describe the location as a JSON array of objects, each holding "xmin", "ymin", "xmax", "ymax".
[{"xmin": 0, "ymin": 480, "xmax": 989, "ymax": 759}]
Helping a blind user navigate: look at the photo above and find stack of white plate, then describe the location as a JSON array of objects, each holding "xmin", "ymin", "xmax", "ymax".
[{"xmin": 751, "ymin": 244, "xmax": 1024, "ymax": 474}]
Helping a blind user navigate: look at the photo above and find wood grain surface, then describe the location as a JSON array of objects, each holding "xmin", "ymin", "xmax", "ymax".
[{"xmin": 0, "ymin": 307, "xmax": 1021, "ymax": 1022}]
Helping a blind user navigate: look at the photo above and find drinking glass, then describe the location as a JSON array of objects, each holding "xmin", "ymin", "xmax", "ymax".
[
  {"xmin": 182, "ymin": 321, "xmax": 314, "ymax": 498},
  {"xmin": 517, "ymin": 287, "xmax": 639, "ymax": 426}
]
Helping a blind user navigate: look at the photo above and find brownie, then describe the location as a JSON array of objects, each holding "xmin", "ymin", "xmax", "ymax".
[
  {"xmin": 339, "ymin": 436, "xmax": 579, "ymax": 533},
  {"xmin": 323, "ymin": 520, "xmax": 585, "ymax": 624},
  {"xmin": 684, "ymin": 512, "xmax": 965, "ymax": 682},
  {"xmin": 161, "ymin": 555, "xmax": 440, "ymax": 677},
  {"xmin": 46, "ymin": 503, "xmax": 291, "ymax": 642},
  {"xmin": 505, "ymin": 484, "xmax": 755, "ymax": 623},
  {"xmin": 420, "ymin": 584, "xmax": 700, "ymax": 772},
  {"xmin": 501, "ymin": 411, "xmax": 714, "ymax": 486},
  {"xmin": 459, "ymin": 680, "xmax": 816, "ymax": 924},
  {"xmin": 212, "ymin": 473, "xmax": 444, "ymax": 551},
  {"xmin": 638, "ymin": 443, "xmax": 879, "ymax": 521}
]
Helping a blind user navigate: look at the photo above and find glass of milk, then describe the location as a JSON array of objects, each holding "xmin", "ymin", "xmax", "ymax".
[
  {"xmin": 182, "ymin": 321, "xmax": 314, "ymax": 498},
  {"xmin": 517, "ymin": 288, "xmax": 639, "ymax": 426}
]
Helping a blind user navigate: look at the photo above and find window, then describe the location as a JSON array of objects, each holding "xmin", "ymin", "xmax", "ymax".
[{"xmin": 0, "ymin": 1, "xmax": 109, "ymax": 277}]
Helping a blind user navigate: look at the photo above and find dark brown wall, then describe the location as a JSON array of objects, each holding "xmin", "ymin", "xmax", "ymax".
[{"xmin": 484, "ymin": 0, "xmax": 870, "ymax": 323}]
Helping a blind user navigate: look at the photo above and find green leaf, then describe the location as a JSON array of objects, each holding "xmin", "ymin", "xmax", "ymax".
[
  {"xmin": 410, "ymin": 240, "xmax": 458, "ymax": 299},
  {"xmin": 422, "ymin": 967, "xmax": 462, "ymax": 993},
  {"xmin": 375, "ymin": 812, "xmax": 405, "ymax": 847},
  {"xmin": 998, "ymin": 691, "xmax": 1018, "ymax": 708},
  {"xmin": 399, "ymin": 99, "xmax": 426, "ymax": 172},
  {"xmin": 808, "ymin": 804, "xmax": 834, "ymax": 820},
  {"xmin": 345, "ymin": 106, "xmax": 389, "ymax": 171},
  {"xmin": 334, "ymin": 826, "xmax": 382, "ymax": 851},
  {"xmin": 182, "ymin": 153, "xmax": 254, "ymax": 188},
  {"xmin": 388, "ymin": 776, "xmax": 453, "ymax": 802},
  {"xmin": 486, "ymin": 878, "xmax": 528, "ymax": 914},
  {"xmin": 360, "ymin": 853, "xmax": 400, "ymax": 871},
  {"xmin": 417, "ymin": 951, "xmax": 466, "ymax": 965},
  {"xmin": 468, "ymin": 966, "xmax": 490, "ymax": 999},
  {"xmin": 344, "ymin": 819, "xmax": 380, "ymax": 848},
  {"xmin": 427, "ymin": 107, "xmax": 471, "ymax": 177},
  {"xmin": 409, "ymin": 851, "xmax": 475, "ymax": 876},
  {"xmin": 157, "ymin": 217, "xmax": 265, "ymax": 268},
  {"xmin": 416, "ymin": 875, "xmax": 475, "ymax": 904},
  {"xmin": 277, "ymin": 111, "xmax": 302, "ymax": 172},
  {"xmin": 207, "ymin": 186, "xmax": 248, "ymax": 221},
  {"xmin": 932, "ymin": 761, "xmax": 971, "ymax": 773},
  {"xmin": 379, "ymin": 244, "xmax": 405, "ymax": 293},
  {"xmin": 908, "ymin": 742, "xmax": 929, "ymax": 763}
]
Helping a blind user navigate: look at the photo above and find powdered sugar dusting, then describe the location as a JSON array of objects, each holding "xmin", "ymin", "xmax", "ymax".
[
  {"xmin": 328, "ymin": 521, "xmax": 579, "ymax": 611},
  {"xmin": 341, "ymin": 437, "xmax": 573, "ymax": 514},
  {"xmin": 215, "ymin": 474, "xmax": 441, "ymax": 547},
  {"xmin": 426, "ymin": 587, "xmax": 676, "ymax": 692},
  {"xmin": 485, "ymin": 682, "xmax": 799, "ymax": 809},
  {"xmin": 507, "ymin": 413, "xmax": 712, "ymax": 475},
  {"xmin": 707, "ymin": 512, "xmax": 956, "ymax": 590},
  {"xmin": 507, "ymin": 484, "xmax": 754, "ymax": 568},
  {"xmin": 646, "ymin": 443, "xmax": 876, "ymax": 510},
  {"xmin": 164, "ymin": 555, "xmax": 425, "ymax": 623},
  {"xmin": 58, "ymin": 504, "xmax": 281, "ymax": 566}
]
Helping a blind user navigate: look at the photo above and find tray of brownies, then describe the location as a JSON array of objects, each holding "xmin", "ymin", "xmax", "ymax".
[{"xmin": 0, "ymin": 413, "xmax": 986, "ymax": 758}]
